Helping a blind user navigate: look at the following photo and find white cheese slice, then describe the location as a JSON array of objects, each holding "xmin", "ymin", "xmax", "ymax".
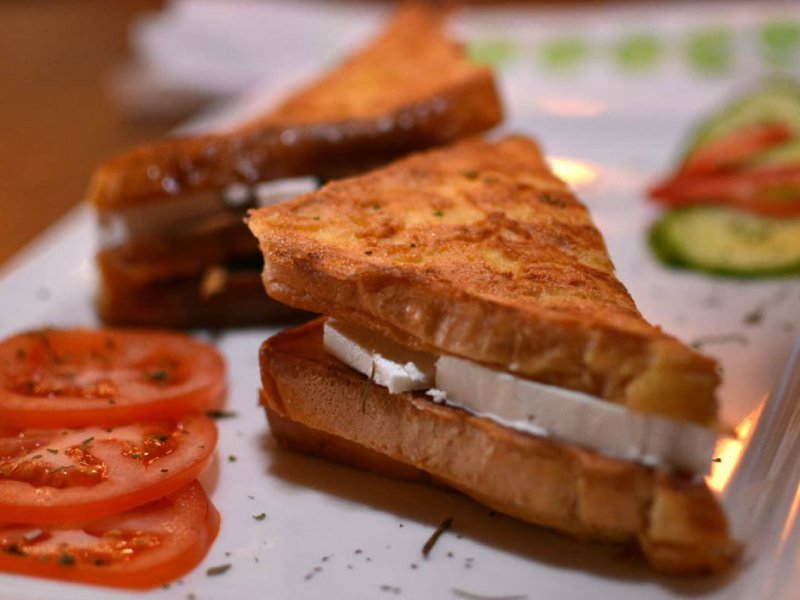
[
  {"xmin": 253, "ymin": 176, "xmax": 318, "ymax": 207},
  {"xmin": 436, "ymin": 355, "xmax": 716, "ymax": 475},
  {"xmin": 100, "ymin": 177, "xmax": 319, "ymax": 249},
  {"xmin": 323, "ymin": 319, "xmax": 435, "ymax": 394},
  {"xmin": 322, "ymin": 320, "xmax": 718, "ymax": 475}
]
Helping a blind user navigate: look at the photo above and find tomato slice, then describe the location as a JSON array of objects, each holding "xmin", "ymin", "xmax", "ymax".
[
  {"xmin": 0, "ymin": 414, "xmax": 217, "ymax": 523},
  {"xmin": 649, "ymin": 166, "xmax": 800, "ymax": 217},
  {"xmin": 0, "ymin": 328, "xmax": 225, "ymax": 429},
  {"xmin": 0, "ymin": 481, "xmax": 219, "ymax": 589},
  {"xmin": 680, "ymin": 123, "xmax": 793, "ymax": 176}
]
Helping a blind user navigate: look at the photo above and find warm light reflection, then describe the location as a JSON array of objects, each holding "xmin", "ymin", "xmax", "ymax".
[
  {"xmin": 781, "ymin": 484, "xmax": 800, "ymax": 543},
  {"xmin": 536, "ymin": 97, "xmax": 607, "ymax": 117},
  {"xmin": 547, "ymin": 156, "xmax": 598, "ymax": 188},
  {"xmin": 78, "ymin": 258, "xmax": 92, "ymax": 280},
  {"xmin": 706, "ymin": 404, "xmax": 763, "ymax": 493}
]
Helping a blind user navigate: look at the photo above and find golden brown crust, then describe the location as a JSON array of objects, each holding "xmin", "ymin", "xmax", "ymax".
[
  {"xmin": 259, "ymin": 319, "xmax": 738, "ymax": 575},
  {"xmin": 248, "ymin": 135, "xmax": 719, "ymax": 424},
  {"xmin": 96, "ymin": 267, "xmax": 309, "ymax": 328},
  {"xmin": 97, "ymin": 223, "xmax": 259, "ymax": 287},
  {"xmin": 87, "ymin": 5, "xmax": 501, "ymax": 209},
  {"xmin": 266, "ymin": 405, "xmax": 432, "ymax": 483}
]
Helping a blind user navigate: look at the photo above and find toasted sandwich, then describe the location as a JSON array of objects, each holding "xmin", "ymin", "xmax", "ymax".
[
  {"xmin": 86, "ymin": 5, "xmax": 502, "ymax": 327},
  {"xmin": 248, "ymin": 135, "xmax": 738, "ymax": 574}
]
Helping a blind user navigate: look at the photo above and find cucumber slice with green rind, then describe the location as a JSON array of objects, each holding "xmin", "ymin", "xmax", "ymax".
[
  {"xmin": 684, "ymin": 80, "xmax": 800, "ymax": 158},
  {"xmin": 649, "ymin": 207, "xmax": 800, "ymax": 277}
]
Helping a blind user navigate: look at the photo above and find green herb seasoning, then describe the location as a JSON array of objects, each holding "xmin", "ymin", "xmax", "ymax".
[
  {"xmin": 58, "ymin": 553, "xmax": 76, "ymax": 566},
  {"xmin": 206, "ymin": 409, "xmax": 237, "ymax": 420},
  {"xmin": 206, "ymin": 564, "xmax": 231, "ymax": 577},
  {"xmin": 744, "ymin": 308, "xmax": 764, "ymax": 325},
  {"xmin": 4, "ymin": 544, "xmax": 25, "ymax": 556},
  {"xmin": 422, "ymin": 517, "xmax": 453, "ymax": 557},
  {"xmin": 146, "ymin": 369, "xmax": 170, "ymax": 384}
]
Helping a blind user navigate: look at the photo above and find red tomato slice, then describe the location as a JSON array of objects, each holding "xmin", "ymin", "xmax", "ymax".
[
  {"xmin": 0, "ymin": 328, "xmax": 225, "ymax": 429},
  {"xmin": 0, "ymin": 481, "xmax": 219, "ymax": 589},
  {"xmin": 680, "ymin": 123, "xmax": 793, "ymax": 176},
  {"xmin": 0, "ymin": 414, "xmax": 217, "ymax": 523},
  {"xmin": 649, "ymin": 166, "xmax": 800, "ymax": 217}
]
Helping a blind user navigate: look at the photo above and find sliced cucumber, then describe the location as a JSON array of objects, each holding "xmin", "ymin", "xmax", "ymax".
[
  {"xmin": 649, "ymin": 206, "xmax": 800, "ymax": 277},
  {"xmin": 684, "ymin": 80, "xmax": 800, "ymax": 156}
]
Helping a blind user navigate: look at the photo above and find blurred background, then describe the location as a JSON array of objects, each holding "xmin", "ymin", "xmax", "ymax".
[
  {"xmin": 1, "ymin": 0, "xmax": 798, "ymax": 267},
  {"xmin": 0, "ymin": 0, "xmax": 166, "ymax": 267}
]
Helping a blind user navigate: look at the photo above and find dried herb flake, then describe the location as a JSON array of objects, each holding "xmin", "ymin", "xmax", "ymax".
[
  {"xmin": 58, "ymin": 553, "xmax": 76, "ymax": 566},
  {"xmin": 206, "ymin": 564, "xmax": 231, "ymax": 577},
  {"xmin": 146, "ymin": 370, "xmax": 170, "ymax": 384},
  {"xmin": 206, "ymin": 409, "xmax": 238, "ymax": 420},
  {"xmin": 422, "ymin": 517, "xmax": 453, "ymax": 557},
  {"xmin": 4, "ymin": 544, "xmax": 25, "ymax": 556}
]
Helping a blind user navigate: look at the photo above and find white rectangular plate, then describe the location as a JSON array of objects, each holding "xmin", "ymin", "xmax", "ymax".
[{"xmin": 2, "ymin": 2, "xmax": 800, "ymax": 599}]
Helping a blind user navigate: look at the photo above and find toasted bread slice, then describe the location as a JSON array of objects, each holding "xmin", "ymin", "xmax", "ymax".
[
  {"xmin": 96, "ymin": 267, "xmax": 309, "ymax": 328},
  {"xmin": 248, "ymin": 135, "xmax": 719, "ymax": 424},
  {"xmin": 266, "ymin": 405, "xmax": 432, "ymax": 483},
  {"xmin": 260, "ymin": 319, "xmax": 738, "ymax": 575},
  {"xmin": 87, "ymin": 5, "xmax": 501, "ymax": 209}
]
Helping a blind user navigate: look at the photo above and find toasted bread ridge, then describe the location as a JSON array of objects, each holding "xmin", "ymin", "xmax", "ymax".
[
  {"xmin": 95, "ymin": 266, "xmax": 308, "ymax": 328},
  {"xmin": 248, "ymin": 135, "xmax": 719, "ymax": 424},
  {"xmin": 259, "ymin": 319, "xmax": 738, "ymax": 575},
  {"xmin": 87, "ymin": 4, "xmax": 501, "ymax": 208}
]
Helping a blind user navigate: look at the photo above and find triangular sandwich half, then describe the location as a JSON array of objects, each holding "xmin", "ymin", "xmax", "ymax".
[
  {"xmin": 86, "ymin": 5, "xmax": 502, "ymax": 327},
  {"xmin": 248, "ymin": 135, "xmax": 737, "ymax": 574}
]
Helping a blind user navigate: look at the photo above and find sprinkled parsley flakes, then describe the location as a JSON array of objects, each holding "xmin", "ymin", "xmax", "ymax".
[
  {"xmin": 206, "ymin": 564, "xmax": 231, "ymax": 577},
  {"xmin": 206, "ymin": 409, "xmax": 238, "ymax": 420}
]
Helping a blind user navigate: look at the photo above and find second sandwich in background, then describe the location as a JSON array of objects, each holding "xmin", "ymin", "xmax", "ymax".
[
  {"xmin": 248, "ymin": 135, "xmax": 738, "ymax": 575},
  {"xmin": 86, "ymin": 5, "xmax": 502, "ymax": 328}
]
